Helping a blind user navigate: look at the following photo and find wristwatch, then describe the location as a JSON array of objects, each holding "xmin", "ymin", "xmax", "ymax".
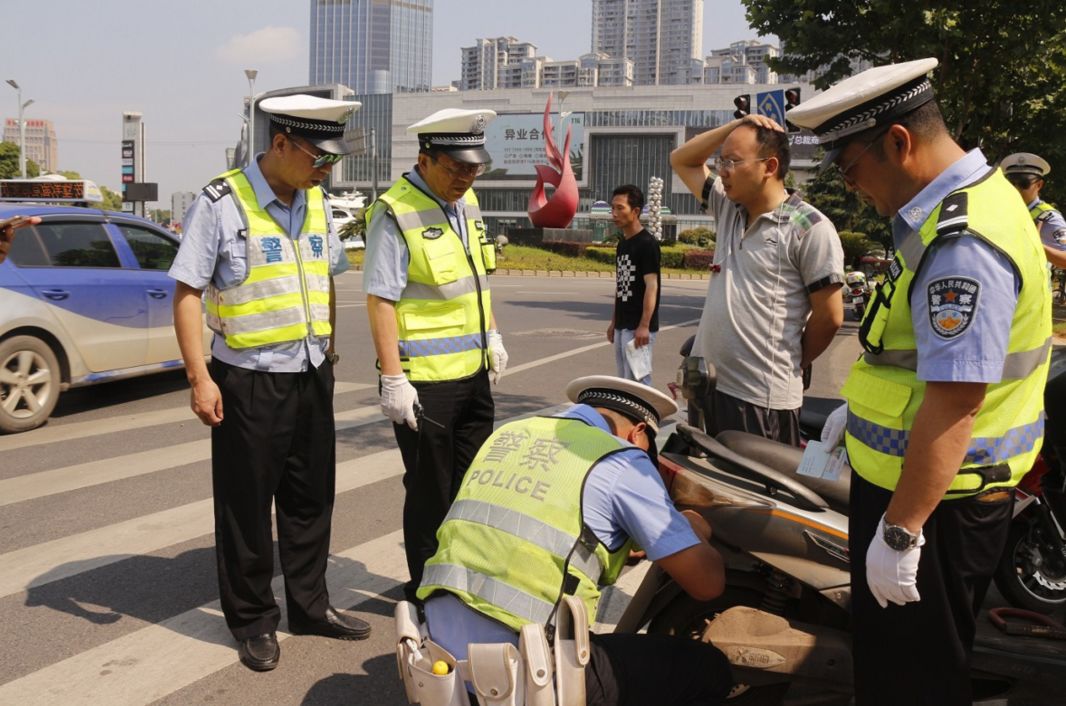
[{"xmin": 882, "ymin": 520, "xmax": 921, "ymax": 551}]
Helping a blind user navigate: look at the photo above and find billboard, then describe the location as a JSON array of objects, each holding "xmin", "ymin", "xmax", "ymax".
[{"xmin": 482, "ymin": 113, "xmax": 585, "ymax": 181}]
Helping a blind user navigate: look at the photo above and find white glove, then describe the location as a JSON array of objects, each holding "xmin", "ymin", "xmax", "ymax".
[
  {"xmin": 487, "ymin": 330, "xmax": 508, "ymax": 384},
  {"xmin": 380, "ymin": 374, "xmax": 420, "ymax": 430},
  {"xmin": 866, "ymin": 514, "xmax": 925, "ymax": 609},
  {"xmin": 821, "ymin": 402, "xmax": 848, "ymax": 449}
]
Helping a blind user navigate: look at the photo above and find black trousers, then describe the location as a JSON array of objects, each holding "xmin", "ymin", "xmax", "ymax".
[
  {"xmin": 849, "ymin": 473, "xmax": 1012, "ymax": 705},
  {"xmin": 210, "ymin": 358, "xmax": 337, "ymax": 640},
  {"xmin": 394, "ymin": 371, "xmax": 495, "ymax": 601},
  {"xmin": 705, "ymin": 388, "xmax": 801, "ymax": 447},
  {"xmin": 586, "ymin": 633, "xmax": 733, "ymax": 706}
]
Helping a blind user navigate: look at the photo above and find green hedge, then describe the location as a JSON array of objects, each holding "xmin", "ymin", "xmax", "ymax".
[{"xmin": 530, "ymin": 241, "xmax": 715, "ymax": 270}]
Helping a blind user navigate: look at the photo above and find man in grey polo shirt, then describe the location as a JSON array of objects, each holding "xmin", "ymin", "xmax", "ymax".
[{"xmin": 670, "ymin": 115, "xmax": 844, "ymax": 445}]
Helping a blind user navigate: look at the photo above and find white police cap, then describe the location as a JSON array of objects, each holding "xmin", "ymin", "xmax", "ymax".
[
  {"xmin": 566, "ymin": 375, "xmax": 677, "ymax": 433},
  {"xmin": 408, "ymin": 108, "xmax": 497, "ymax": 164},
  {"xmin": 1000, "ymin": 153, "xmax": 1050, "ymax": 178},
  {"xmin": 788, "ymin": 58, "xmax": 939, "ymax": 165},
  {"xmin": 259, "ymin": 95, "xmax": 361, "ymax": 155}
]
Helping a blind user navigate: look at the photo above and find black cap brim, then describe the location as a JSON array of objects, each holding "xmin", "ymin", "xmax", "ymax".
[
  {"xmin": 308, "ymin": 136, "xmax": 355, "ymax": 156},
  {"xmin": 434, "ymin": 146, "xmax": 492, "ymax": 165}
]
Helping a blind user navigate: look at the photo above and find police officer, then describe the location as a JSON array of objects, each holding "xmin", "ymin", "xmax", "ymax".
[
  {"xmin": 170, "ymin": 95, "xmax": 371, "ymax": 672},
  {"xmin": 790, "ymin": 60, "xmax": 1051, "ymax": 705},
  {"xmin": 1000, "ymin": 152, "xmax": 1066, "ymax": 269},
  {"xmin": 364, "ymin": 108, "xmax": 507, "ymax": 604},
  {"xmin": 418, "ymin": 375, "xmax": 732, "ymax": 705}
]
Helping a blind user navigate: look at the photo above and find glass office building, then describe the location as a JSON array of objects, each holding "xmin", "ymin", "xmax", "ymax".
[{"xmin": 309, "ymin": 0, "xmax": 432, "ymax": 95}]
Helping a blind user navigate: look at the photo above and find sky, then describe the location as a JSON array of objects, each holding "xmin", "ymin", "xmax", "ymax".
[{"xmin": 3, "ymin": 0, "xmax": 768, "ymax": 209}]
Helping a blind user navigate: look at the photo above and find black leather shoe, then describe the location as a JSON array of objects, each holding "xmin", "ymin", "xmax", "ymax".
[
  {"xmin": 238, "ymin": 632, "xmax": 280, "ymax": 671},
  {"xmin": 289, "ymin": 606, "xmax": 371, "ymax": 641}
]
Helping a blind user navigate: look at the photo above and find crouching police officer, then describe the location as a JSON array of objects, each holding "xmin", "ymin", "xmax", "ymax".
[
  {"xmin": 416, "ymin": 375, "xmax": 733, "ymax": 705},
  {"xmin": 791, "ymin": 60, "xmax": 1052, "ymax": 705},
  {"xmin": 171, "ymin": 95, "xmax": 371, "ymax": 672},
  {"xmin": 1000, "ymin": 152, "xmax": 1066, "ymax": 269}
]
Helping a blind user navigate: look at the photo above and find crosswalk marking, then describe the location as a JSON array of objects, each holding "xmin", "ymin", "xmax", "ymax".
[
  {"xmin": 0, "ymin": 381, "xmax": 374, "ymax": 453},
  {"xmin": 0, "ymin": 446, "xmax": 407, "ymax": 600},
  {"xmin": 0, "ymin": 530, "xmax": 409, "ymax": 706}
]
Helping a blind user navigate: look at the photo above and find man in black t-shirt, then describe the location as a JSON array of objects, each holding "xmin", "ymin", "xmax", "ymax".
[{"xmin": 606, "ymin": 184, "xmax": 661, "ymax": 385}]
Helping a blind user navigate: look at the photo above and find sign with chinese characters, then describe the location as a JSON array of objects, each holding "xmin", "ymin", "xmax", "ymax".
[
  {"xmin": 483, "ymin": 112, "xmax": 585, "ymax": 180},
  {"xmin": 0, "ymin": 179, "xmax": 103, "ymax": 203}
]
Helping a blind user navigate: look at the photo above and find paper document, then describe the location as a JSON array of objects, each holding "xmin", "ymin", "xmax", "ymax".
[
  {"xmin": 624, "ymin": 338, "xmax": 653, "ymax": 381},
  {"xmin": 797, "ymin": 440, "xmax": 847, "ymax": 481}
]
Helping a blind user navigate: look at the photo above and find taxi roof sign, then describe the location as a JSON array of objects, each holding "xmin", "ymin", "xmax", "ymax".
[{"xmin": 0, "ymin": 177, "xmax": 104, "ymax": 204}]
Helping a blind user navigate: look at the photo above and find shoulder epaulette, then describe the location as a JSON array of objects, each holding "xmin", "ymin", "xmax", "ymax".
[
  {"xmin": 936, "ymin": 191, "xmax": 968, "ymax": 235},
  {"xmin": 202, "ymin": 178, "xmax": 231, "ymax": 203}
]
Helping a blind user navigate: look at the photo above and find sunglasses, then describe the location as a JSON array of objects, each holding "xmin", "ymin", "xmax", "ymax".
[
  {"xmin": 291, "ymin": 139, "xmax": 344, "ymax": 168},
  {"xmin": 431, "ymin": 155, "xmax": 488, "ymax": 179}
]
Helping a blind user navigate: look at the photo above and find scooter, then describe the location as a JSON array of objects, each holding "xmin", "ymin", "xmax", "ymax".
[{"xmin": 617, "ymin": 341, "xmax": 1066, "ymax": 704}]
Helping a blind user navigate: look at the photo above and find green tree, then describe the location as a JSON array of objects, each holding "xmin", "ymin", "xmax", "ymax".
[
  {"xmin": 150, "ymin": 209, "xmax": 172, "ymax": 224},
  {"xmin": 0, "ymin": 142, "xmax": 40, "ymax": 178},
  {"xmin": 99, "ymin": 185, "xmax": 123, "ymax": 212},
  {"xmin": 744, "ymin": 1, "xmax": 1066, "ymax": 207}
]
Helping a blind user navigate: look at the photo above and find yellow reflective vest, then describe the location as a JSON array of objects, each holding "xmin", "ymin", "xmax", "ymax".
[
  {"xmin": 203, "ymin": 169, "xmax": 332, "ymax": 350},
  {"xmin": 417, "ymin": 415, "xmax": 632, "ymax": 631},
  {"xmin": 371, "ymin": 176, "xmax": 496, "ymax": 382},
  {"xmin": 842, "ymin": 169, "xmax": 1051, "ymax": 497}
]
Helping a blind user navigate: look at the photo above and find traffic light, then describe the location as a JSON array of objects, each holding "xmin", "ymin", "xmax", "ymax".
[
  {"xmin": 733, "ymin": 94, "xmax": 751, "ymax": 120},
  {"xmin": 784, "ymin": 88, "xmax": 801, "ymax": 132}
]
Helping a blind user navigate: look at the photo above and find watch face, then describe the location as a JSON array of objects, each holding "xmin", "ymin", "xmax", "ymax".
[{"xmin": 884, "ymin": 524, "xmax": 916, "ymax": 551}]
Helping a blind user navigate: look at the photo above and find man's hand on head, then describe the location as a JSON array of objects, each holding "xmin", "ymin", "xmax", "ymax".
[{"xmin": 739, "ymin": 114, "xmax": 786, "ymax": 133}]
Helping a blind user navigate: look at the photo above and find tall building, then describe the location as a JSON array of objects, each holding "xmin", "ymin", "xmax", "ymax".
[
  {"xmin": 309, "ymin": 0, "xmax": 432, "ymax": 94},
  {"xmin": 171, "ymin": 191, "xmax": 196, "ymax": 228},
  {"xmin": 459, "ymin": 39, "xmax": 634, "ymax": 91},
  {"xmin": 590, "ymin": 0, "xmax": 702, "ymax": 86},
  {"xmin": 3, "ymin": 117, "xmax": 58, "ymax": 172}
]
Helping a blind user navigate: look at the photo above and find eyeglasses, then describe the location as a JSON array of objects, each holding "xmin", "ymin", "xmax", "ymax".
[
  {"xmin": 290, "ymin": 139, "xmax": 344, "ymax": 168},
  {"xmin": 831, "ymin": 129, "xmax": 888, "ymax": 186},
  {"xmin": 432, "ymin": 155, "xmax": 488, "ymax": 179},
  {"xmin": 714, "ymin": 156, "xmax": 770, "ymax": 172}
]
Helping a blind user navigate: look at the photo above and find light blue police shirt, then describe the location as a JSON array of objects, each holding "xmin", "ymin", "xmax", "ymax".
[
  {"xmin": 363, "ymin": 168, "xmax": 468, "ymax": 301},
  {"xmin": 424, "ymin": 404, "xmax": 700, "ymax": 660},
  {"xmin": 1027, "ymin": 198, "xmax": 1066, "ymax": 251},
  {"xmin": 892, "ymin": 149, "xmax": 1019, "ymax": 383},
  {"xmin": 168, "ymin": 155, "xmax": 348, "ymax": 372}
]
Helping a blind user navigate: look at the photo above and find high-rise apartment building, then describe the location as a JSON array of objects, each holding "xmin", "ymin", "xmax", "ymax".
[
  {"xmin": 459, "ymin": 38, "xmax": 634, "ymax": 91},
  {"xmin": 309, "ymin": 0, "xmax": 432, "ymax": 94},
  {"xmin": 590, "ymin": 0, "xmax": 702, "ymax": 86},
  {"xmin": 3, "ymin": 118, "xmax": 58, "ymax": 172}
]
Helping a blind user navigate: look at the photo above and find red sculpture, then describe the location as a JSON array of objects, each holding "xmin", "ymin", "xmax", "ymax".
[{"xmin": 527, "ymin": 93, "xmax": 579, "ymax": 228}]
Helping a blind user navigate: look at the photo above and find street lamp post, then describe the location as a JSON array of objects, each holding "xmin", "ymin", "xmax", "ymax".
[
  {"xmin": 6, "ymin": 80, "xmax": 34, "ymax": 178},
  {"xmin": 244, "ymin": 69, "xmax": 258, "ymax": 167}
]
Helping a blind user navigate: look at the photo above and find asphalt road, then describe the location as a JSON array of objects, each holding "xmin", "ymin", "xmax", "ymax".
[{"xmin": 0, "ymin": 272, "xmax": 878, "ymax": 705}]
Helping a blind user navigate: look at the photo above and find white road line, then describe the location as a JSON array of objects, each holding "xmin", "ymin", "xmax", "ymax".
[
  {"xmin": 0, "ymin": 446, "xmax": 407, "ymax": 600},
  {"xmin": 0, "ymin": 530, "xmax": 409, "ymax": 705},
  {"xmin": 0, "ymin": 381, "xmax": 374, "ymax": 453},
  {"xmin": 0, "ymin": 403, "xmax": 387, "ymax": 508},
  {"xmin": 505, "ymin": 318, "xmax": 698, "ymax": 376}
]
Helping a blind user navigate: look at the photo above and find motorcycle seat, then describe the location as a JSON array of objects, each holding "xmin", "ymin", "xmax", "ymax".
[{"xmin": 716, "ymin": 430, "xmax": 851, "ymax": 514}]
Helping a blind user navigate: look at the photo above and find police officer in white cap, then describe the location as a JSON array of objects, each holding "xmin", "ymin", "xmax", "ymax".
[
  {"xmin": 416, "ymin": 375, "xmax": 733, "ymax": 705},
  {"xmin": 364, "ymin": 108, "xmax": 508, "ymax": 604},
  {"xmin": 790, "ymin": 61, "xmax": 1051, "ymax": 704},
  {"xmin": 1001, "ymin": 152, "xmax": 1066, "ymax": 269},
  {"xmin": 170, "ymin": 94, "xmax": 371, "ymax": 671}
]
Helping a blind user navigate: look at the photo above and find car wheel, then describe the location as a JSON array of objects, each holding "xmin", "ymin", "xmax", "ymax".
[{"xmin": 0, "ymin": 335, "xmax": 61, "ymax": 434}]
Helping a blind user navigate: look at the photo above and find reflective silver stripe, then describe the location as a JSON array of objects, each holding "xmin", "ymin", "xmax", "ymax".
[
  {"xmin": 447, "ymin": 499, "xmax": 604, "ymax": 580},
  {"xmin": 392, "ymin": 207, "xmax": 446, "ymax": 233},
  {"xmin": 422, "ymin": 563, "xmax": 555, "ymax": 625},
  {"xmin": 898, "ymin": 231, "xmax": 926, "ymax": 268},
  {"xmin": 217, "ymin": 275, "xmax": 301, "ymax": 306},
  {"xmin": 402, "ymin": 274, "xmax": 489, "ymax": 301},
  {"xmin": 466, "ymin": 203, "xmax": 483, "ymax": 221},
  {"xmin": 866, "ymin": 336, "xmax": 1051, "ymax": 378}
]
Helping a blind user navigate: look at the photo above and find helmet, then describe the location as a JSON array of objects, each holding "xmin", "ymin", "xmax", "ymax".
[{"xmin": 845, "ymin": 271, "xmax": 867, "ymax": 287}]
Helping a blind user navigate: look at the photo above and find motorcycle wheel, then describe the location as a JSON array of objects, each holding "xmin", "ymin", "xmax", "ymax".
[{"xmin": 993, "ymin": 520, "xmax": 1066, "ymax": 614}]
